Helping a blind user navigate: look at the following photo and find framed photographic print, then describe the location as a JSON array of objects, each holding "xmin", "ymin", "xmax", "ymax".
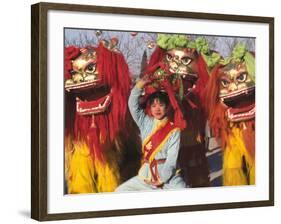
[{"xmin": 31, "ymin": 2, "xmax": 274, "ymax": 221}]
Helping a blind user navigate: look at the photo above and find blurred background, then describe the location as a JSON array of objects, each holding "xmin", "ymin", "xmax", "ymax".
[{"xmin": 65, "ymin": 28, "xmax": 255, "ymax": 78}]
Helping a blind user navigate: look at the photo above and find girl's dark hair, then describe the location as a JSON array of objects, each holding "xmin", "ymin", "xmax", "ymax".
[{"xmin": 147, "ymin": 91, "xmax": 169, "ymax": 107}]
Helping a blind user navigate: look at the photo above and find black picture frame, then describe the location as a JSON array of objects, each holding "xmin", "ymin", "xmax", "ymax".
[{"xmin": 31, "ymin": 2, "xmax": 274, "ymax": 221}]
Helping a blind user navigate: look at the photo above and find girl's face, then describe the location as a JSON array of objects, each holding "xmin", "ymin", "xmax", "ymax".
[{"xmin": 150, "ymin": 99, "xmax": 167, "ymax": 120}]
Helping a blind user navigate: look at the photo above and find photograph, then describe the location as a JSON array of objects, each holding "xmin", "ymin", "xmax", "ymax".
[{"xmin": 63, "ymin": 29, "xmax": 256, "ymax": 194}]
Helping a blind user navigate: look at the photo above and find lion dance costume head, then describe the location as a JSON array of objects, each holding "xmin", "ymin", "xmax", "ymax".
[
  {"xmin": 205, "ymin": 43, "xmax": 255, "ymax": 186},
  {"xmin": 140, "ymin": 35, "xmax": 216, "ymax": 187},
  {"xmin": 64, "ymin": 40, "xmax": 141, "ymax": 193}
]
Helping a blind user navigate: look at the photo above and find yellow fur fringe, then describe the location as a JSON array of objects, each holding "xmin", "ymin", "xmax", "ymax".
[
  {"xmin": 223, "ymin": 127, "xmax": 255, "ymax": 186},
  {"xmin": 65, "ymin": 138, "xmax": 120, "ymax": 193}
]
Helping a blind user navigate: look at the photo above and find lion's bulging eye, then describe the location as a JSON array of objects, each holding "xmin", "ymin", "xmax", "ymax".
[
  {"xmin": 166, "ymin": 54, "xmax": 173, "ymax": 62},
  {"xmin": 181, "ymin": 57, "xmax": 192, "ymax": 65},
  {"xmin": 236, "ymin": 73, "xmax": 247, "ymax": 83},
  {"xmin": 221, "ymin": 79, "xmax": 230, "ymax": 87},
  {"xmin": 85, "ymin": 63, "xmax": 96, "ymax": 73},
  {"xmin": 70, "ymin": 70, "xmax": 77, "ymax": 75}
]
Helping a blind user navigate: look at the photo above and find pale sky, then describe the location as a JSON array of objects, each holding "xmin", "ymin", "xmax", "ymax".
[{"xmin": 65, "ymin": 28, "xmax": 255, "ymax": 77}]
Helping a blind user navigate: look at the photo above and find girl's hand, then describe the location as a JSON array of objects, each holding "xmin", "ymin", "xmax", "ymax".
[
  {"xmin": 151, "ymin": 180, "xmax": 164, "ymax": 188},
  {"xmin": 144, "ymin": 179, "xmax": 164, "ymax": 188},
  {"xmin": 136, "ymin": 76, "xmax": 151, "ymax": 89}
]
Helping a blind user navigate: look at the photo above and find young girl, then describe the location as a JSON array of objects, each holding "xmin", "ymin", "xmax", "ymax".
[{"xmin": 115, "ymin": 78, "xmax": 186, "ymax": 191}]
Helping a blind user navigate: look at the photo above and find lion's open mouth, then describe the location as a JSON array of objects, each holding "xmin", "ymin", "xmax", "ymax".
[
  {"xmin": 65, "ymin": 79, "xmax": 102, "ymax": 92},
  {"xmin": 76, "ymin": 92, "xmax": 112, "ymax": 115},
  {"xmin": 220, "ymin": 86, "xmax": 255, "ymax": 122},
  {"xmin": 181, "ymin": 73, "xmax": 198, "ymax": 95},
  {"xmin": 65, "ymin": 80, "xmax": 112, "ymax": 116}
]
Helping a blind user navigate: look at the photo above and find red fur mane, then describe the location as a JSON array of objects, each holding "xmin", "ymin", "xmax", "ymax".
[{"xmin": 204, "ymin": 65, "xmax": 228, "ymax": 143}]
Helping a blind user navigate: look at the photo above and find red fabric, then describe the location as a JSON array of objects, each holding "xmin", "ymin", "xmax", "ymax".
[
  {"xmin": 204, "ymin": 65, "xmax": 228, "ymax": 143},
  {"xmin": 162, "ymin": 80, "xmax": 186, "ymax": 130},
  {"xmin": 143, "ymin": 121, "xmax": 176, "ymax": 161},
  {"xmin": 193, "ymin": 54, "xmax": 210, "ymax": 104},
  {"xmin": 65, "ymin": 46, "xmax": 81, "ymax": 59},
  {"xmin": 64, "ymin": 92, "xmax": 76, "ymax": 136},
  {"xmin": 96, "ymin": 43, "xmax": 131, "ymax": 141},
  {"xmin": 143, "ymin": 47, "xmax": 166, "ymax": 75}
]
